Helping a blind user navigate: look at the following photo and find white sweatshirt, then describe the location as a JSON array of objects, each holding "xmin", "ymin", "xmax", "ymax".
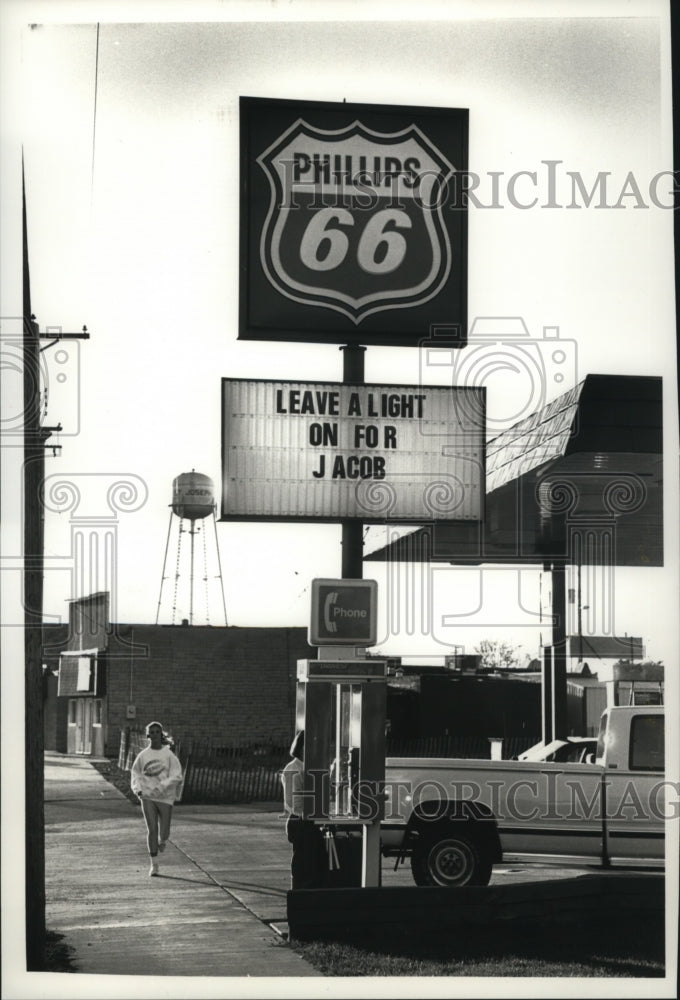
[
  {"xmin": 281, "ymin": 757, "xmax": 304, "ymax": 816},
  {"xmin": 130, "ymin": 744, "xmax": 183, "ymax": 805}
]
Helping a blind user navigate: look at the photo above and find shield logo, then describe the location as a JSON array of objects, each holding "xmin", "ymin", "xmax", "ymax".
[{"xmin": 257, "ymin": 119, "xmax": 455, "ymax": 324}]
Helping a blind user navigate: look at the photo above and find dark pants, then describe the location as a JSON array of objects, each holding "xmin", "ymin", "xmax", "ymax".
[{"xmin": 286, "ymin": 815, "xmax": 324, "ymax": 890}]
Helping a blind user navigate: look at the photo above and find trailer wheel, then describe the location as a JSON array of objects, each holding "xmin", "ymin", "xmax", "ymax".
[{"xmin": 410, "ymin": 828, "xmax": 492, "ymax": 888}]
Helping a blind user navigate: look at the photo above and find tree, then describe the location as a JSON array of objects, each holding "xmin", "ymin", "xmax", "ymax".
[{"xmin": 474, "ymin": 639, "xmax": 523, "ymax": 671}]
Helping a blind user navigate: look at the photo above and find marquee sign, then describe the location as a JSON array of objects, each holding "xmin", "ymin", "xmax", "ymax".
[
  {"xmin": 221, "ymin": 378, "xmax": 485, "ymax": 522},
  {"xmin": 240, "ymin": 97, "xmax": 468, "ymax": 347}
]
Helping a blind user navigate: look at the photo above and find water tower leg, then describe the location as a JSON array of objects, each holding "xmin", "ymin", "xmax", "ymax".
[
  {"xmin": 212, "ymin": 510, "xmax": 229, "ymax": 626},
  {"xmin": 155, "ymin": 510, "xmax": 175, "ymax": 625},
  {"xmin": 189, "ymin": 521, "xmax": 196, "ymax": 626}
]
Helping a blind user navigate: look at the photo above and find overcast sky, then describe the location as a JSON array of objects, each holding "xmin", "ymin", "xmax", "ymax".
[{"xmin": 3, "ymin": 1, "xmax": 678, "ymax": 671}]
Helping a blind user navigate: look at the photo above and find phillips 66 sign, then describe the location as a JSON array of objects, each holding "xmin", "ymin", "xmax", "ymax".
[{"xmin": 239, "ymin": 97, "xmax": 468, "ymax": 347}]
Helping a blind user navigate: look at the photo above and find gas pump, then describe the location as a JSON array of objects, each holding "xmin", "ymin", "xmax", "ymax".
[
  {"xmin": 297, "ymin": 578, "xmax": 387, "ymax": 887},
  {"xmin": 297, "ymin": 657, "xmax": 387, "ymax": 886}
]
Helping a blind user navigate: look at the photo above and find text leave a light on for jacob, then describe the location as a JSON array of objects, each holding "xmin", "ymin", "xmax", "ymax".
[{"xmin": 221, "ymin": 379, "xmax": 485, "ymax": 523}]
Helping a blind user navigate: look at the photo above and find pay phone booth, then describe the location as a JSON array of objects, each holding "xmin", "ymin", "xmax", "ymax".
[{"xmin": 298, "ymin": 579, "xmax": 387, "ymax": 887}]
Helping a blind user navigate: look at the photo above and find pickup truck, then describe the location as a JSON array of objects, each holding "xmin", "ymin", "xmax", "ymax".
[{"xmin": 379, "ymin": 706, "xmax": 666, "ymax": 887}]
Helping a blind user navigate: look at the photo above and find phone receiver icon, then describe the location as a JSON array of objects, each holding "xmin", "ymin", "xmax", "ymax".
[{"xmin": 324, "ymin": 591, "xmax": 339, "ymax": 632}]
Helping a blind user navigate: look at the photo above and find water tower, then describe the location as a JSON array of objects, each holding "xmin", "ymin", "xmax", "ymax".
[{"xmin": 155, "ymin": 470, "xmax": 228, "ymax": 626}]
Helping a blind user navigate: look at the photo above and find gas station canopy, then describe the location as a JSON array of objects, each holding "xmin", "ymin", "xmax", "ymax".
[{"xmin": 365, "ymin": 374, "xmax": 662, "ymax": 567}]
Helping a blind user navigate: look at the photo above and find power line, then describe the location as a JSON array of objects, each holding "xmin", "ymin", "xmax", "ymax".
[{"xmin": 90, "ymin": 23, "xmax": 100, "ymax": 208}]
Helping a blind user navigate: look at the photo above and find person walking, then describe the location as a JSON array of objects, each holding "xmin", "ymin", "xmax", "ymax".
[
  {"xmin": 281, "ymin": 730, "xmax": 324, "ymax": 889},
  {"xmin": 130, "ymin": 721, "xmax": 183, "ymax": 877}
]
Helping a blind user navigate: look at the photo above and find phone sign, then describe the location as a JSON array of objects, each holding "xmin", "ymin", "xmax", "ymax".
[{"xmin": 309, "ymin": 578, "xmax": 378, "ymax": 646}]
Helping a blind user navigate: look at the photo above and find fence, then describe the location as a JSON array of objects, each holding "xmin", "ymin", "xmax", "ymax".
[
  {"xmin": 385, "ymin": 734, "xmax": 539, "ymax": 760},
  {"xmin": 118, "ymin": 728, "xmax": 290, "ymax": 804},
  {"xmin": 118, "ymin": 729, "xmax": 540, "ymax": 805}
]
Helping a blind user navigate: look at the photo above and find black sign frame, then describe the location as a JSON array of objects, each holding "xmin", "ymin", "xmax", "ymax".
[{"xmin": 239, "ymin": 96, "xmax": 468, "ymax": 348}]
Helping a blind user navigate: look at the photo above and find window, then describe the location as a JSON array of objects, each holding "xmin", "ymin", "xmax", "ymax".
[
  {"xmin": 633, "ymin": 690, "xmax": 663, "ymax": 706},
  {"xmin": 596, "ymin": 711, "xmax": 608, "ymax": 760},
  {"xmin": 93, "ymin": 699, "xmax": 102, "ymax": 725},
  {"xmin": 629, "ymin": 715, "xmax": 664, "ymax": 771},
  {"xmin": 76, "ymin": 656, "xmax": 92, "ymax": 692},
  {"xmin": 68, "ymin": 700, "xmax": 77, "ymax": 724}
]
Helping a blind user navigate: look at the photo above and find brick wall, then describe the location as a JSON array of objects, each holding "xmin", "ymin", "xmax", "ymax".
[{"xmin": 103, "ymin": 624, "xmax": 314, "ymax": 755}]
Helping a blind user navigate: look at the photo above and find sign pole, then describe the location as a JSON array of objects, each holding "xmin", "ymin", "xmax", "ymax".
[
  {"xmin": 551, "ymin": 560, "xmax": 568, "ymax": 739},
  {"xmin": 542, "ymin": 559, "xmax": 568, "ymax": 742},
  {"xmin": 339, "ymin": 345, "xmax": 383, "ymax": 887},
  {"xmin": 340, "ymin": 345, "xmax": 366, "ymax": 580}
]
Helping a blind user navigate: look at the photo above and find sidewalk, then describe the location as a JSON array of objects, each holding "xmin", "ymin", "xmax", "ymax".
[{"xmin": 44, "ymin": 752, "xmax": 320, "ymax": 979}]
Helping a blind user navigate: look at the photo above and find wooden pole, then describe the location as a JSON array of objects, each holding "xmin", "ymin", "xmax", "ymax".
[{"xmin": 23, "ymin": 173, "xmax": 47, "ymax": 970}]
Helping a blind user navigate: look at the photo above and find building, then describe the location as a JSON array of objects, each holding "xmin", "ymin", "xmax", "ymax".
[
  {"xmin": 566, "ymin": 667, "xmax": 608, "ymax": 736},
  {"xmin": 607, "ymin": 660, "xmax": 665, "ymax": 707},
  {"xmin": 45, "ymin": 592, "xmax": 656, "ymax": 759},
  {"xmin": 42, "ymin": 592, "xmax": 315, "ymax": 756}
]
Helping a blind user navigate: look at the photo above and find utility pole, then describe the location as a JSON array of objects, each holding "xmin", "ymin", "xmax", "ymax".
[
  {"xmin": 22, "ymin": 176, "xmax": 89, "ymax": 969},
  {"xmin": 23, "ymin": 179, "xmax": 47, "ymax": 971}
]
